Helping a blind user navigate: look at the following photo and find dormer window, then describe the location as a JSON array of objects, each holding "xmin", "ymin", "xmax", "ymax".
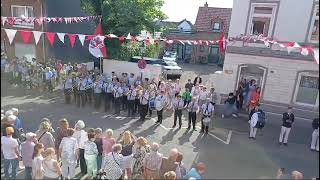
[{"xmin": 212, "ymin": 22, "xmax": 221, "ymax": 31}]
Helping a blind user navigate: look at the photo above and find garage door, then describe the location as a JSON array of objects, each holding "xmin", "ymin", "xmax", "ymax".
[{"xmin": 14, "ymin": 43, "xmax": 36, "ymax": 62}]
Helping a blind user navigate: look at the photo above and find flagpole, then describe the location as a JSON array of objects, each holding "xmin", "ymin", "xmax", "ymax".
[{"xmin": 100, "ymin": 0, "xmax": 103, "ymax": 74}]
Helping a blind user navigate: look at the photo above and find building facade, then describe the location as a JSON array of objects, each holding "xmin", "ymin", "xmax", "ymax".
[
  {"xmin": 165, "ymin": 3, "xmax": 232, "ymax": 64},
  {"xmin": 1, "ymin": 0, "xmax": 47, "ymax": 62},
  {"xmin": 213, "ymin": 0, "xmax": 319, "ymax": 109}
]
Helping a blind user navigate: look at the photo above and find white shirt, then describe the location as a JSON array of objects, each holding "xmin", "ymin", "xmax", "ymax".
[
  {"xmin": 106, "ymin": 82, "xmax": 114, "ymax": 93},
  {"xmin": 250, "ymin": 113, "xmax": 259, "ymax": 128},
  {"xmin": 155, "ymin": 95, "xmax": 167, "ymax": 111},
  {"xmin": 173, "ymin": 98, "xmax": 184, "ymax": 110},
  {"xmin": 83, "ymin": 78, "xmax": 93, "ymax": 89},
  {"xmin": 1, "ymin": 136, "xmax": 19, "ymax": 159},
  {"xmin": 64, "ymin": 78, "xmax": 73, "ymax": 89},
  {"xmin": 59, "ymin": 137, "xmax": 78, "ymax": 163},
  {"xmin": 72, "ymin": 130, "xmax": 88, "ymax": 149},
  {"xmin": 128, "ymin": 77, "xmax": 136, "ymax": 86},
  {"xmin": 174, "ymin": 84, "xmax": 181, "ymax": 93},
  {"xmin": 188, "ymin": 101, "xmax": 199, "ymax": 112},
  {"xmin": 93, "ymin": 81, "xmax": 103, "ymax": 93},
  {"xmin": 191, "ymin": 86, "xmax": 200, "ymax": 96},
  {"xmin": 127, "ymin": 89, "xmax": 137, "ymax": 101},
  {"xmin": 199, "ymin": 90, "xmax": 209, "ymax": 100},
  {"xmin": 78, "ymin": 80, "xmax": 86, "ymax": 91},
  {"xmin": 113, "ymin": 86, "xmax": 123, "ymax": 98},
  {"xmin": 140, "ymin": 90, "xmax": 149, "ymax": 105},
  {"xmin": 201, "ymin": 103, "xmax": 214, "ymax": 116}
]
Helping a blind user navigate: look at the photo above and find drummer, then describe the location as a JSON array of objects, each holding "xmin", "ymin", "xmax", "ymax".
[
  {"xmin": 139, "ymin": 87, "xmax": 150, "ymax": 121},
  {"xmin": 155, "ymin": 90, "xmax": 167, "ymax": 124},
  {"xmin": 200, "ymin": 98, "xmax": 214, "ymax": 134}
]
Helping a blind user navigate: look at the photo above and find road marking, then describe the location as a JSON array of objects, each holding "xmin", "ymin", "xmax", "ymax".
[
  {"xmin": 260, "ymin": 102, "xmax": 318, "ymax": 113},
  {"xmin": 263, "ymin": 111, "xmax": 313, "ymax": 121}
]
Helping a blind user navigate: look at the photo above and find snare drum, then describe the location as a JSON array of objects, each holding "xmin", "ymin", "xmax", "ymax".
[
  {"xmin": 149, "ymin": 98, "xmax": 156, "ymax": 110},
  {"xmin": 203, "ymin": 117, "xmax": 211, "ymax": 126}
]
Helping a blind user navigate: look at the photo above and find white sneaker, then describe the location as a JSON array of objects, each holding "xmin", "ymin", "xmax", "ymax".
[
  {"xmin": 232, "ymin": 114, "xmax": 238, "ymax": 118},
  {"xmin": 221, "ymin": 114, "xmax": 225, "ymax": 118}
]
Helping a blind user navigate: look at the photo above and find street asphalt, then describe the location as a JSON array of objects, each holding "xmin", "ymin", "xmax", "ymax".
[{"xmin": 1, "ymin": 77, "xmax": 319, "ymax": 179}]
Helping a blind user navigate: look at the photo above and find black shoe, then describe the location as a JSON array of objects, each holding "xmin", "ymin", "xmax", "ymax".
[
  {"xmin": 252, "ymin": 137, "xmax": 256, "ymax": 140},
  {"xmin": 248, "ymin": 137, "xmax": 252, "ymax": 139},
  {"xmin": 179, "ymin": 125, "xmax": 182, "ymax": 129},
  {"xmin": 200, "ymin": 130, "xmax": 204, "ymax": 133},
  {"xmin": 193, "ymin": 128, "xmax": 197, "ymax": 131},
  {"xmin": 155, "ymin": 121, "xmax": 159, "ymax": 124},
  {"xmin": 283, "ymin": 143, "xmax": 288, "ymax": 146},
  {"xmin": 187, "ymin": 126, "xmax": 191, "ymax": 129},
  {"xmin": 279, "ymin": 142, "xmax": 282, "ymax": 145},
  {"xmin": 172, "ymin": 125, "xmax": 176, "ymax": 128}
]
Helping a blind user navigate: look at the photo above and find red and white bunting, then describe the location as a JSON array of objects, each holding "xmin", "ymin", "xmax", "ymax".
[
  {"xmin": 4, "ymin": 29, "xmax": 17, "ymax": 44},
  {"xmin": 57, "ymin": 33, "xmax": 65, "ymax": 43},
  {"xmin": 78, "ymin": 34, "xmax": 86, "ymax": 46},
  {"xmin": 32, "ymin": 31, "xmax": 43, "ymax": 45}
]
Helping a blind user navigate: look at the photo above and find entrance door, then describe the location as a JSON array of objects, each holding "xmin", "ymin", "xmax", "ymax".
[
  {"xmin": 236, "ymin": 65, "xmax": 267, "ymax": 97},
  {"xmin": 293, "ymin": 72, "xmax": 319, "ymax": 107},
  {"xmin": 208, "ymin": 45, "xmax": 220, "ymax": 64}
]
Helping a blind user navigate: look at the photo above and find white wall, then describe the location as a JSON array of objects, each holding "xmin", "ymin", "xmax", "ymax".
[
  {"xmin": 228, "ymin": 0, "xmax": 250, "ymax": 37},
  {"xmin": 178, "ymin": 20, "xmax": 192, "ymax": 31},
  {"xmin": 273, "ymin": 0, "xmax": 314, "ymax": 42}
]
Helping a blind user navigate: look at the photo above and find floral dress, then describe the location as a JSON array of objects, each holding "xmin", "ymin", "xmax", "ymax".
[{"xmin": 132, "ymin": 146, "xmax": 150, "ymax": 179}]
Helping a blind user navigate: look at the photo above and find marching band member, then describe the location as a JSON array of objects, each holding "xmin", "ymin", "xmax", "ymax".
[
  {"xmin": 172, "ymin": 94, "xmax": 184, "ymax": 129},
  {"xmin": 93, "ymin": 77, "xmax": 103, "ymax": 110},
  {"xmin": 128, "ymin": 73, "xmax": 136, "ymax": 87},
  {"xmin": 155, "ymin": 91, "xmax": 167, "ymax": 124},
  {"xmin": 84, "ymin": 75, "xmax": 93, "ymax": 105},
  {"xmin": 187, "ymin": 97, "xmax": 199, "ymax": 131},
  {"xmin": 104, "ymin": 78, "xmax": 114, "ymax": 112},
  {"xmin": 71, "ymin": 72, "xmax": 79, "ymax": 104},
  {"xmin": 148, "ymin": 83, "xmax": 157, "ymax": 117},
  {"xmin": 134, "ymin": 85, "xmax": 142, "ymax": 115},
  {"xmin": 182, "ymin": 88, "xmax": 192, "ymax": 106},
  {"xmin": 191, "ymin": 84, "xmax": 201, "ymax": 98},
  {"xmin": 63, "ymin": 75, "xmax": 73, "ymax": 104},
  {"xmin": 113, "ymin": 82, "xmax": 123, "ymax": 115},
  {"xmin": 200, "ymin": 98, "xmax": 214, "ymax": 134},
  {"xmin": 127, "ymin": 85, "xmax": 137, "ymax": 117},
  {"xmin": 174, "ymin": 79, "xmax": 182, "ymax": 96},
  {"xmin": 167, "ymin": 84, "xmax": 176, "ymax": 109},
  {"xmin": 158, "ymin": 81, "xmax": 166, "ymax": 94},
  {"xmin": 122, "ymin": 82, "xmax": 129, "ymax": 111},
  {"xmin": 208, "ymin": 87, "xmax": 218, "ymax": 107},
  {"xmin": 139, "ymin": 87, "xmax": 150, "ymax": 121},
  {"xmin": 77, "ymin": 76, "xmax": 87, "ymax": 108},
  {"xmin": 198, "ymin": 86, "xmax": 209, "ymax": 107}
]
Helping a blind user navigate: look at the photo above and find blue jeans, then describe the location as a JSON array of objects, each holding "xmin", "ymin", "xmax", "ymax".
[
  {"xmin": 222, "ymin": 102, "xmax": 238, "ymax": 116},
  {"xmin": 24, "ymin": 166, "xmax": 32, "ymax": 179},
  {"xmin": 4, "ymin": 158, "xmax": 18, "ymax": 180},
  {"xmin": 97, "ymin": 154, "xmax": 102, "ymax": 171}
]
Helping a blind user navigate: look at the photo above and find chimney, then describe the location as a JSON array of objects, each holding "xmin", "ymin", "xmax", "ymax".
[{"xmin": 204, "ymin": 1, "xmax": 208, "ymax": 7}]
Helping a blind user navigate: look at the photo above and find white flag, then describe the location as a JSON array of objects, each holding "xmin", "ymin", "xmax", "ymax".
[
  {"xmin": 312, "ymin": 49, "xmax": 319, "ymax": 64},
  {"xmin": 5, "ymin": 29, "xmax": 17, "ymax": 44},
  {"xmin": 78, "ymin": 34, "xmax": 86, "ymax": 46},
  {"xmin": 57, "ymin": 33, "xmax": 65, "ymax": 43},
  {"xmin": 89, "ymin": 36, "xmax": 106, "ymax": 58},
  {"xmin": 32, "ymin": 31, "xmax": 43, "ymax": 45}
]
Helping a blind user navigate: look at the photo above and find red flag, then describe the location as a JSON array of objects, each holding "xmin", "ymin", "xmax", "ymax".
[
  {"xmin": 67, "ymin": 34, "xmax": 77, "ymax": 48},
  {"xmin": 89, "ymin": 22, "xmax": 107, "ymax": 58},
  {"xmin": 19, "ymin": 30, "xmax": 32, "ymax": 44},
  {"xmin": 219, "ymin": 32, "xmax": 226, "ymax": 54},
  {"xmin": 45, "ymin": 32, "xmax": 56, "ymax": 46}
]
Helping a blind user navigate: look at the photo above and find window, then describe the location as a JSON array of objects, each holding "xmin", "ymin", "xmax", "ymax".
[
  {"xmin": 247, "ymin": 3, "xmax": 277, "ymax": 37},
  {"xmin": 11, "ymin": 5, "xmax": 34, "ymax": 28},
  {"xmin": 212, "ymin": 22, "xmax": 221, "ymax": 31},
  {"xmin": 309, "ymin": 5, "xmax": 319, "ymax": 42},
  {"xmin": 295, "ymin": 74, "xmax": 319, "ymax": 106},
  {"xmin": 14, "ymin": 43, "xmax": 36, "ymax": 62}
]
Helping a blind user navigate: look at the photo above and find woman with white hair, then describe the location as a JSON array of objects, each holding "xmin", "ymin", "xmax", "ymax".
[
  {"xmin": 1, "ymin": 114, "xmax": 19, "ymax": 139},
  {"xmin": 35, "ymin": 121, "xmax": 55, "ymax": 150},
  {"xmin": 102, "ymin": 144, "xmax": 124, "ymax": 180},
  {"xmin": 144, "ymin": 142, "xmax": 163, "ymax": 179},
  {"xmin": 11, "ymin": 108, "xmax": 22, "ymax": 129},
  {"xmin": 72, "ymin": 120, "xmax": 88, "ymax": 175},
  {"xmin": 159, "ymin": 148, "xmax": 179, "ymax": 179}
]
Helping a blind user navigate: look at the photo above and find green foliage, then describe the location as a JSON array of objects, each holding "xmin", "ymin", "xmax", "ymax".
[{"xmin": 116, "ymin": 41, "xmax": 162, "ymax": 61}]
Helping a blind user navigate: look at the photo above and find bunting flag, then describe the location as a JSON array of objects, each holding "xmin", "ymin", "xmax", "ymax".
[
  {"xmin": 19, "ymin": 30, "xmax": 32, "ymax": 44},
  {"xmin": 32, "ymin": 31, "xmax": 42, "ymax": 45},
  {"xmin": 57, "ymin": 33, "xmax": 65, "ymax": 43},
  {"xmin": 89, "ymin": 22, "xmax": 107, "ymax": 58},
  {"xmin": 312, "ymin": 49, "xmax": 319, "ymax": 64},
  {"xmin": 218, "ymin": 32, "xmax": 226, "ymax": 54},
  {"xmin": 78, "ymin": 34, "xmax": 86, "ymax": 46},
  {"xmin": 126, "ymin": 33, "xmax": 132, "ymax": 40},
  {"xmin": 45, "ymin": 32, "xmax": 56, "ymax": 46},
  {"xmin": 67, "ymin": 34, "xmax": 77, "ymax": 48},
  {"xmin": 4, "ymin": 29, "xmax": 17, "ymax": 44}
]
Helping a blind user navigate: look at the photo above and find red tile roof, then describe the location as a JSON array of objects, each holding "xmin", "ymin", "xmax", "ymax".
[{"xmin": 194, "ymin": 6, "xmax": 232, "ymax": 33}]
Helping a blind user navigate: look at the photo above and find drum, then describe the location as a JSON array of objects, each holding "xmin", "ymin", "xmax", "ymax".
[
  {"xmin": 203, "ymin": 117, "xmax": 211, "ymax": 126},
  {"xmin": 149, "ymin": 98, "xmax": 156, "ymax": 110}
]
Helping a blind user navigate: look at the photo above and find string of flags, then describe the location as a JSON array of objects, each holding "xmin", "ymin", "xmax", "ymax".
[
  {"xmin": 1, "ymin": 15, "xmax": 101, "ymax": 26},
  {"xmin": 1, "ymin": 28, "xmax": 318, "ymax": 64}
]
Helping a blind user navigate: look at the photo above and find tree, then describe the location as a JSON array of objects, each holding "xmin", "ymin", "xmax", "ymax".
[{"xmin": 80, "ymin": 0, "xmax": 167, "ymax": 36}]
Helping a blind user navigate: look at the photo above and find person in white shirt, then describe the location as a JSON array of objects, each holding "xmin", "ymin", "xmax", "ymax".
[
  {"xmin": 127, "ymin": 85, "xmax": 137, "ymax": 117},
  {"xmin": 198, "ymin": 86, "xmax": 209, "ymax": 107},
  {"xmin": 77, "ymin": 76, "xmax": 87, "ymax": 108},
  {"xmin": 104, "ymin": 80, "xmax": 114, "ymax": 112},
  {"xmin": 249, "ymin": 109, "xmax": 260, "ymax": 139},
  {"xmin": 128, "ymin": 73, "xmax": 136, "ymax": 87},
  {"xmin": 73, "ymin": 120, "xmax": 88, "ymax": 174},
  {"xmin": 172, "ymin": 94, "xmax": 185, "ymax": 128},
  {"xmin": 187, "ymin": 97, "xmax": 199, "ymax": 131},
  {"xmin": 155, "ymin": 91, "xmax": 167, "ymax": 124},
  {"xmin": 63, "ymin": 75, "xmax": 73, "ymax": 104},
  {"xmin": 139, "ymin": 88, "xmax": 150, "ymax": 121},
  {"xmin": 93, "ymin": 77, "xmax": 103, "ymax": 110},
  {"xmin": 191, "ymin": 84, "xmax": 200, "ymax": 98},
  {"xmin": 60, "ymin": 128, "xmax": 78, "ymax": 179},
  {"xmin": 45, "ymin": 67, "xmax": 54, "ymax": 92},
  {"xmin": 122, "ymin": 83, "xmax": 129, "ymax": 111},
  {"xmin": 113, "ymin": 82, "xmax": 123, "ymax": 115},
  {"xmin": 1, "ymin": 127, "xmax": 20, "ymax": 180},
  {"xmin": 200, "ymin": 98, "xmax": 214, "ymax": 134},
  {"xmin": 84, "ymin": 75, "xmax": 93, "ymax": 105},
  {"xmin": 174, "ymin": 79, "xmax": 182, "ymax": 95}
]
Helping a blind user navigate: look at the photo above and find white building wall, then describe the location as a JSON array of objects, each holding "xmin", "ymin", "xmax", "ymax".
[
  {"xmin": 213, "ymin": 53, "xmax": 319, "ymax": 104},
  {"xmin": 273, "ymin": 0, "xmax": 314, "ymax": 42},
  {"xmin": 228, "ymin": 0, "xmax": 250, "ymax": 37},
  {"xmin": 178, "ymin": 20, "xmax": 192, "ymax": 31}
]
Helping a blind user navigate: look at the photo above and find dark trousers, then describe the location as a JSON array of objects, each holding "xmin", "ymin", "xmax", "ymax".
[
  {"xmin": 173, "ymin": 109, "xmax": 182, "ymax": 127},
  {"xmin": 156, "ymin": 109, "xmax": 163, "ymax": 123},
  {"xmin": 127, "ymin": 100, "xmax": 135, "ymax": 116},
  {"xmin": 201, "ymin": 115, "xmax": 210, "ymax": 133},
  {"xmin": 105, "ymin": 93, "xmax": 112, "ymax": 112},
  {"xmin": 64, "ymin": 89, "xmax": 72, "ymax": 104},
  {"xmin": 134, "ymin": 99, "xmax": 140, "ymax": 114},
  {"xmin": 85, "ymin": 88, "xmax": 93, "ymax": 104},
  {"xmin": 94, "ymin": 93, "xmax": 102, "ymax": 110},
  {"xmin": 79, "ymin": 149, "xmax": 87, "ymax": 174},
  {"xmin": 184, "ymin": 100, "xmax": 191, "ymax": 106},
  {"xmin": 122, "ymin": 96, "xmax": 128, "ymax": 110},
  {"xmin": 149, "ymin": 108, "xmax": 153, "ymax": 117},
  {"xmin": 73, "ymin": 89, "xmax": 78, "ymax": 104},
  {"xmin": 114, "ymin": 97, "xmax": 121, "ymax": 114},
  {"xmin": 188, "ymin": 112, "xmax": 196, "ymax": 129},
  {"xmin": 139, "ymin": 104, "xmax": 148, "ymax": 120},
  {"xmin": 46, "ymin": 80, "xmax": 53, "ymax": 92},
  {"xmin": 77, "ymin": 90, "xmax": 86, "ymax": 107}
]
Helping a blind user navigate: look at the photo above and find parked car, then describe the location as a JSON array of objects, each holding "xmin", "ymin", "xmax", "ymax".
[
  {"xmin": 162, "ymin": 60, "xmax": 182, "ymax": 79},
  {"xmin": 162, "ymin": 51, "xmax": 177, "ymax": 61}
]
